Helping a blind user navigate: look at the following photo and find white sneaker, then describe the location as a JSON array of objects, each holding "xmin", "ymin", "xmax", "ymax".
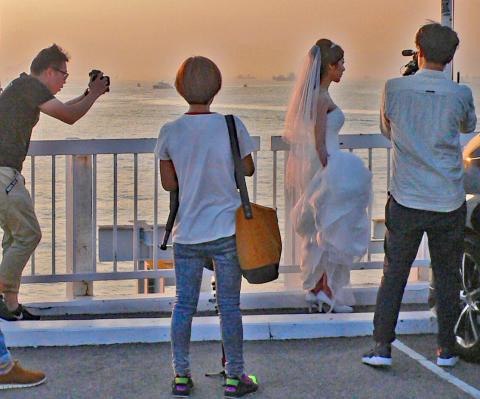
[
  {"xmin": 362, "ymin": 344, "xmax": 393, "ymax": 367},
  {"xmin": 437, "ymin": 356, "xmax": 459, "ymax": 367},
  {"xmin": 436, "ymin": 348, "xmax": 459, "ymax": 367}
]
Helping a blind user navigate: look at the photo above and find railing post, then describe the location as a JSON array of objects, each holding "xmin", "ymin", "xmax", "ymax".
[
  {"xmin": 282, "ymin": 149, "xmax": 302, "ymax": 290},
  {"xmin": 66, "ymin": 154, "xmax": 94, "ymax": 298}
]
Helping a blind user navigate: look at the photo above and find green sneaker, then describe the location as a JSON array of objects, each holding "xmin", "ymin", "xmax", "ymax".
[
  {"xmin": 224, "ymin": 374, "xmax": 258, "ymax": 398},
  {"xmin": 171, "ymin": 375, "xmax": 193, "ymax": 397}
]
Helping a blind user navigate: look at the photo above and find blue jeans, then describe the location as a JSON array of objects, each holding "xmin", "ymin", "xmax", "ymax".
[
  {"xmin": 0, "ymin": 329, "xmax": 13, "ymax": 374},
  {"xmin": 171, "ymin": 235, "xmax": 244, "ymax": 377}
]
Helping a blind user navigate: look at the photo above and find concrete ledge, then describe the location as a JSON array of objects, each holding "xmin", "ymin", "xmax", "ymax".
[
  {"xmin": 26, "ymin": 283, "xmax": 429, "ymax": 316},
  {"xmin": 267, "ymin": 311, "xmax": 437, "ymax": 340},
  {"xmin": 0, "ymin": 311, "xmax": 437, "ymax": 347}
]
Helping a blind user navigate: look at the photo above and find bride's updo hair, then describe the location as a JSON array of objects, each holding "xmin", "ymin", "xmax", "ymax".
[{"xmin": 315, "ymin": 38, "xmax": 344, "ymax": 79}]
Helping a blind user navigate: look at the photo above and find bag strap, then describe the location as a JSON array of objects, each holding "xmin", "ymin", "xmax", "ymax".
[
  {"xmin": 160, "ymin": 190, "xmax": 179, "ymax": 250},
  {"xmin": 225, "ymin": 115, "xmax": 253, "ymax": 219}
]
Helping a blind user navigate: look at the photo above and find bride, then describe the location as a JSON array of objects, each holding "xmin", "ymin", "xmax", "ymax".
[{"xmin": 283, "ymin": 39, "xmax": 372, "ymax": 313}]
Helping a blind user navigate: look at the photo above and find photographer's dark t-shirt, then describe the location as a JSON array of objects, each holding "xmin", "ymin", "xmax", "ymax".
[{"xmin": 0, "ymin": 73, "xmax": 54, "ymax": 172}]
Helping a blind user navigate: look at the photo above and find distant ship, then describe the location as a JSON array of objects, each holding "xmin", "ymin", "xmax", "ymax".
[
  {"xmin": 237, "ymin": 74, "xmax": 256, "ymax": 80},
  {"xmin": 153, "ymin": 81, "xmax": 173, "ymax": 89},
  {"xmin": 272, "ymin": 72, "xmax": 295, "ymax": 82}
]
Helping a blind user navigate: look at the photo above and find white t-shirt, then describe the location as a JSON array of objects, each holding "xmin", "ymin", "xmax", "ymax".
[{"xmin": 155, "ymin": 113, "xmax": 256, "ymax": 244}]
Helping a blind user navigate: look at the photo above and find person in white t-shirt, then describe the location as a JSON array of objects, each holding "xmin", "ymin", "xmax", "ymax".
[{"xmin": 155, "ymin": 56, "xmax": 259, "ymax": 398}]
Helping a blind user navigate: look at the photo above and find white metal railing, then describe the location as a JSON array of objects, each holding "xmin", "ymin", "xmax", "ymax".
[
  {"xmin": 20, "ymin": 137, "xmax": 260, "ymax": 285},
  {"xmin": 16, "ymin": 133, "xmax": 431, "ymax": 291}
]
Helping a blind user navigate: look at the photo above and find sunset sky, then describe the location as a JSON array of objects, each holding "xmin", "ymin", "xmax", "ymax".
[{"xmin": 1, "ymin": 0, "xmax": 479, "ymax": 83}]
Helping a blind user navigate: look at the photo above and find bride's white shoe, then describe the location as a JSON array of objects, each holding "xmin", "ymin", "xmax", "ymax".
[
  {"xmin": 332, "ymin": 304, "xmax": 354, "ymax": 313},
  {"xmin": 305, "ymin": 292, "xmax": 318, "ymax": 313},
  {"xmin": 316, "ymin": 291, "xmax": 353, "ymax": 313},
  {"xmin": 315, "ymin": 291, "xmax": 334, "ymax": 313}
]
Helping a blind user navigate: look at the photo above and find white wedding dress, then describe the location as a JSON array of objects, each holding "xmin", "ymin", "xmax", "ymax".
[{"xmin": 290, "ymin": 107, "xmax": 372, "ymax": 306}]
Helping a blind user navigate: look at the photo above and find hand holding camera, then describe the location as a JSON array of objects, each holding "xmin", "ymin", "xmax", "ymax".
[
  {"xmin": 401, "ymin": 50, "xmax": 419, "ymax": 76},
  {"xmin": 88, "ymin": 69, "xmax": 110, "ymax": 95}
]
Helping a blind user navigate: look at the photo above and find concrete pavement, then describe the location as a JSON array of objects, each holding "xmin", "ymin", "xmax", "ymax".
[{"xmin": 2, "ymin": 335, "xmax": 480, "ymax": 399}]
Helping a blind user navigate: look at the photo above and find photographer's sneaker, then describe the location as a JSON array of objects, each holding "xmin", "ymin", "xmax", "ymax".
[
  {"xmin": 11, "ymin": 304, "xmax": 40, "ymax": 321},
  {"xmin": 436, "ymin": 348, "xmax": 459, "ymax": 368},
  {"xmin": 362, "ymin": 343, "xmax": 392, "ymax": 367},
  {"xmin": 0, "ymin": 297, "xmax": 39, "ymax": 321},
  {"xmin": 0, "ymin": 361, "xmax": 46, "ymax": 390},
  {"xmin": 224, "ymin": 374, "xmax": 258, "ymax": 398},
  {"xmin": 0, "ymin": 298, "xmax": 16, "ymax": 321}
]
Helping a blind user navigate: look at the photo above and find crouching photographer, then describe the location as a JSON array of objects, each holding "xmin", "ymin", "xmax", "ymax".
[{"xmin": 0, "ymin": 44, "xmax": 109, "ymax": 323}]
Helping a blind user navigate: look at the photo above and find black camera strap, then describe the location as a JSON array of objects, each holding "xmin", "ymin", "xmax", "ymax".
[
  {"xmin": 160, "ymin": 190, "xmax": 179, "ymax": 250},
  {"xmin": 5, "ymin": 172, "xmax": 19, "ymax": 194}
]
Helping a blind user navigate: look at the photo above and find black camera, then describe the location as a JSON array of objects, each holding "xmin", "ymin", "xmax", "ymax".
[
  {"xmin": 401, "ymin": 49, "xmax": 419, "ymax": 76},
  {"xmin": 89, "ymin": 69, "xmax": 110, "ymax": 92}
]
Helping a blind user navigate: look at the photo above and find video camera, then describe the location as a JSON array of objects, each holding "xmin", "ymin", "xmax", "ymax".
[
  {"xmin": 401, "ymin": 50, "xmax": 419, "ymax": 76},
  {"xmin": 89, "ymin": 69, "xmax": 110, "ymax": 92}
]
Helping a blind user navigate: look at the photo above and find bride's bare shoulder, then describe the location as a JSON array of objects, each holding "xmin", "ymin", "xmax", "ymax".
[{"xmin": 317, "ymin": 91, "xmax": 334, "ymax": 111}]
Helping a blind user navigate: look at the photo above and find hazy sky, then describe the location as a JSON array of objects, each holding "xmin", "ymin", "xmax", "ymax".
[{"xmin": 1, "ymin": 0, "xmax": 479, "ymax": 83}]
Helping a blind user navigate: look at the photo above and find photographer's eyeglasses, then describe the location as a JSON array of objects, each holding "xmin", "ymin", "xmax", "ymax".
[{"xmin": 52, "ymin": 67, "xmax": 69, "ymax": 79}]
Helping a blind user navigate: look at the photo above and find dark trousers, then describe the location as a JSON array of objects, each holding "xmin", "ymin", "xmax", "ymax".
[{"xmin": 373, "ymin": 196, "xmax": 466, "ymax": 349}]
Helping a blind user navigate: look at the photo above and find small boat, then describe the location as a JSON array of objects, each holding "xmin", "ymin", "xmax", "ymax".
[
  {"xmin": 237, "ymin": 74, "xmax": 256, "ymax": 80},
  {"xmin": 153, "ymin": 81, "xmax": 172, "ymax": 89},
  {"xmin": 272, "ymin": 72, "xmax": 295, "ymax": 82}
]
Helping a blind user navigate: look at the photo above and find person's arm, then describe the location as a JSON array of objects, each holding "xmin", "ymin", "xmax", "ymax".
[
  {"xmin": 463, "ymin": 133, "xmax": 480, "ymax": 161},
  {"xmin": 65, "ymin": 93, "xmax": 89, "ymax": 105},
  {"xmin": 160, "ymin": 160, "xmax": 178, "ymax": 191},
  {"xmin": 460, "ymin": 86, "xmax": 477, "ymax": 134},
  {"xmin": 380, "ymin": 82, "xmax": 391, "ymax": 139},
  {"xmin": 242, "ymin": 154, "xmax": 255, "ymax": 176},
  {"xmin": 38, "ymin": 74, "xmax": 108, "ymax": 124},
  {"xmin": 233, "ymin": 116, "xmax": 256, "ymax": 176},
  {"xmin": 314, "ymin": 94, "xmax": 330, "ymax": 167}
]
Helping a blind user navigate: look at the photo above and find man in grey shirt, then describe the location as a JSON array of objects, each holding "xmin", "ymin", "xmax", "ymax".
[
  {"xmin": 0, "ymin": 44, "xmax": 109, "ymax": 325},
  {"xmin": 362, "ymin": 23, "xmax": 476, "ymax": 368}
]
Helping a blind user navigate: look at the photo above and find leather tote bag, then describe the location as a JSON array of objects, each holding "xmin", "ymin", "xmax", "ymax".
[{"xmin": 225, "ymin": 115, "xmax": 281, "ymax": 284}]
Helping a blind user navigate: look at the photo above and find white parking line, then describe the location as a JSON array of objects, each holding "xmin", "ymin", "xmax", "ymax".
[{"xmin": 393, "ymin": 340, "xmax": 480, "ymax": 399}]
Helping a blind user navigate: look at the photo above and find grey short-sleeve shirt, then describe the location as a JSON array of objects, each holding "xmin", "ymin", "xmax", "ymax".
[
  {"xmin": 381, "ymin": 69, "xmax": 477, "ymax": 212},
  {"xmin": 0, "ymin": 73, "xmax": 54, "ymax": 172}
]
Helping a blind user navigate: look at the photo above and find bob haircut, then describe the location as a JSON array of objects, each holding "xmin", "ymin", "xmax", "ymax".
[
  {"xmin": 315, "ymin": 38, "xmax": 344, "ymax": 79},
  {"xmin": 415, "ymin": 22, "xmax": 459, "ymax": 65},
  {"xmin": 175, "ymin": 56, "xmax": 222, "ymax": 105},
  {"xmin": 30, "ymin": 44, "xmax": 70, "ymax": 75}
]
